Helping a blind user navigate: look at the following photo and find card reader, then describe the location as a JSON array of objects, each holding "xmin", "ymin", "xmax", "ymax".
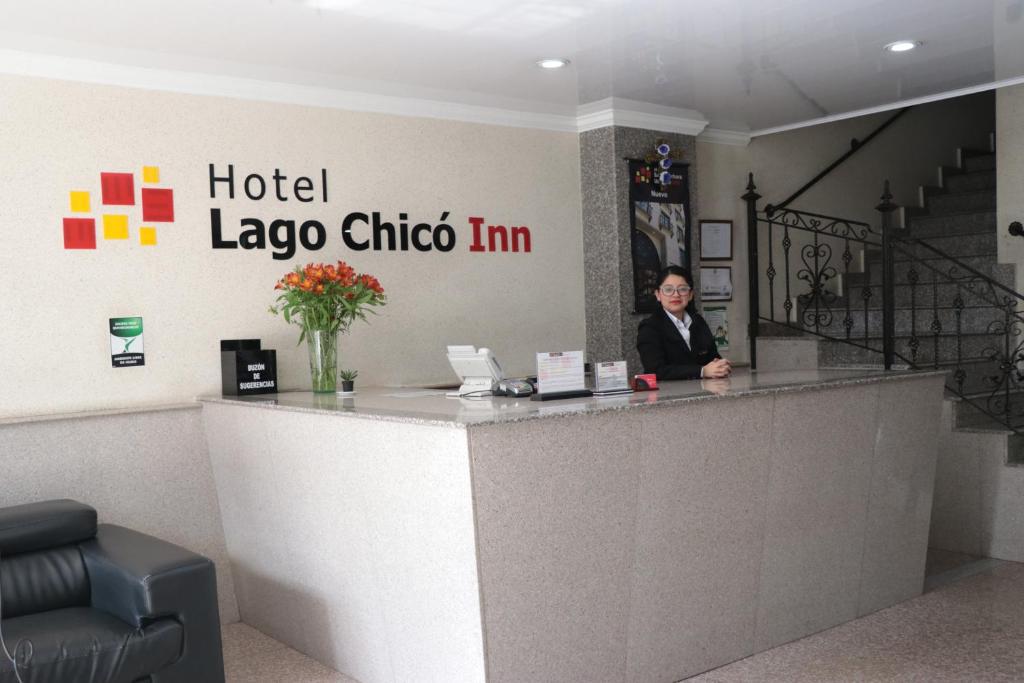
[{"xmin": 496, "ymin": 380, "xmax": 534, "ymax": 397}]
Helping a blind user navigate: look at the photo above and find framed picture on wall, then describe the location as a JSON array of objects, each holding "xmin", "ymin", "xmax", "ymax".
[
  {"xmin": 628, "ymin": 159, "xmax": 692, "ymax": 314},
  {"xmin": 699, "ymin": 220, "xmax": 732, "ymax": 260},
  {"xmin": 700, "ymin": 267, "xmax": 733, "ymax": 301}
]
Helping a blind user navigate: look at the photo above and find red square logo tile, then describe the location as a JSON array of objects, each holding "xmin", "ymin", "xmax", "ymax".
[
  {"xmin": 63, "ymin": 218, "xmax": 96, "ymax": 249},
  {"xmin": 101, "ymin": 172, "xmax": 135, "ymax": 205},
  {"xmin": 142, "ymin": 188, "xmax": 174, "ymax": 222}
]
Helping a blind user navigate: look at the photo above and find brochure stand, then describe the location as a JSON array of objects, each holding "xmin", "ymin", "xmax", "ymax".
[{"xmin": 531, "ymin": 350, "xmax": 592, "ymax": 401}]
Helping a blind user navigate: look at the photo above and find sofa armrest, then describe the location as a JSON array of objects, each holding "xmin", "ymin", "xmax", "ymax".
[{"xmin": 80, "ymin": 524, "xmax": 225, "ymax": 683}]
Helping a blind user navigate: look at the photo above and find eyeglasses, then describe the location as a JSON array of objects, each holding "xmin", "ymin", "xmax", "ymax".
[{"xmin": 659, "ymin": 285, "xmax": 692, "ymax": 296}]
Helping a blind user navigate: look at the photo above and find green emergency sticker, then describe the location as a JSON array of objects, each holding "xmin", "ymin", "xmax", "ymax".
[{"xmin": 110, "ymin": 316, "xmax": 145, "ymax": 367}]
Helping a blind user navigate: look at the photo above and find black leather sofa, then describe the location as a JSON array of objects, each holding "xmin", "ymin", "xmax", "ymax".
[{"xmin": 0, "ymin": 499, "xmax": 225, "ymax": 683}]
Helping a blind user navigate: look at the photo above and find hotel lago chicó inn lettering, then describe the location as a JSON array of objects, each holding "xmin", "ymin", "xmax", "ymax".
[{"xmin": 208, "ymin": 164, "xmax": 533, "ymax": 260}]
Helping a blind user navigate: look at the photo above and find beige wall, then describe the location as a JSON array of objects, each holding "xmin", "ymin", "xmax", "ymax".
[
  {"xmin": 696, "ymin": 141, "xmax": 751, "ymax": 363},
  {"xmin": 748, "ymin": 93, "xmax": 995, "ymax": 224},
  {"xmin": 0, "ymin": 406, "xmax": 239, "ymax": 624},
  {"xmin": 0, "ymin": 74, "xmax": 585, "ymax": 418},
  {"xmin": 997, "ymin": 84, "xmax": 1024, "ymax": 291}
]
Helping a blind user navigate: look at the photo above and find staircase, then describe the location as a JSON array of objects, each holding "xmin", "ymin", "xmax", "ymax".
[
  {"xmin": 757, "ymin": 134, "xmax": 1024, "ymax": 563},
  {"xmin": 760, "ymin": 135, "xmax": 1024, "ymax": 431},
  {"xmin": 906, "ymin": 144, "xmax": 1023, "ymax": 430}
]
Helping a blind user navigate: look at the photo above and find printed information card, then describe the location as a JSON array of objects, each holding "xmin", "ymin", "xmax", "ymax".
[
  {"xmin": 536, "ymin": 350, "xmax": 586, "ymax": 395},
  {"xmin": 594, "ymin": 361, "xmax": 631, "ymax": 395},
  {"xmin": 109, "ymin": 316, "xmax": 145, "ymax": 367}
]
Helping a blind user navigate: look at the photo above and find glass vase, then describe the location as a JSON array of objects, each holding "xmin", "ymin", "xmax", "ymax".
[{"xmin": 305, "ymin": 329, "xmax": 338, "ymax": 393}]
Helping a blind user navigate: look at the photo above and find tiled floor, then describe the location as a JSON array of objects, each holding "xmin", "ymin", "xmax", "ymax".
[
  {"xmin": 687, "ymin": 555, "xmax": 1024, "ymax": 682},
  {"xmin": 223, "ymin": 553, "xmax": 1024, "ymax": 683}
]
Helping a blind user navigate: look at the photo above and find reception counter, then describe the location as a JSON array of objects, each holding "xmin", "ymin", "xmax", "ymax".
[{"xmin": 200, "ymin": 368, "xmax": 945, "ymax": 683}]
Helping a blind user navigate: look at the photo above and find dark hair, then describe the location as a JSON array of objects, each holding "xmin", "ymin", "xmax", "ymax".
[{"xmin": 656, "ymin": 265, "xmax": 693, "ymax": 288}]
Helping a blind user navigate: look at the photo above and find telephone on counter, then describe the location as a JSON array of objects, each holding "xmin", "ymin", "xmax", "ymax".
[
  {"xmin": 445, "ymin": 346, "xmax": 534, "ymax": 398},
  {"xmin": 446, "ymin": 345, "xmax": 505, "ymax": 396}
]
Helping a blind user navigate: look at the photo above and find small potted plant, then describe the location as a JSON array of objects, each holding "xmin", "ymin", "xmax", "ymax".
[{"xmin": 339, "ymin": 369, "xmax": 358, "ymax": 393}]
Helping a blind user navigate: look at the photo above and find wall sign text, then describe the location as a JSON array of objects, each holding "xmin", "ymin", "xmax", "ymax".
[{"xmin": 208, "ymin": 164, "xmax": 532, "ymax": 259}]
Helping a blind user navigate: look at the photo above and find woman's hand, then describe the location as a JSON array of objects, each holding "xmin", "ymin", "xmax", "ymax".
[{"xmin": 702, "ymin": 358, "xmax": 732, "ymax": 379}]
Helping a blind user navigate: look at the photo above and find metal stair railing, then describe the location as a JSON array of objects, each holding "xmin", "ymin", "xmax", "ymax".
[
  {"xmin": 752, "ymin": 205, "xmax": 881, "ymax": 352},
  {"xmin": 744, "ymin": 175, "xmax": 1024, "ymax": 433},
  {"xmin": 886, "ymin": 237, "xmax": 1024, "ymax": 431}
]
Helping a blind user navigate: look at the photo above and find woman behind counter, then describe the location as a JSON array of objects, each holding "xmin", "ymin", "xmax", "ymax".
[{"xmin": 637, "ymin": 266, "xmax": 731, "ymax": 380}]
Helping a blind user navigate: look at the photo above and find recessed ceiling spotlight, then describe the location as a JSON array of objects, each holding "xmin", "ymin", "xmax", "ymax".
[
  {"xmin": 537, "ymin": 58, "xmax": 570, "ymax": 69},
  {"xmin": 884, "ymin": 40, "xmax": 921, "ymax": 53}
]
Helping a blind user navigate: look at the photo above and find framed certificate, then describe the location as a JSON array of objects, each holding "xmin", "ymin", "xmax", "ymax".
[
  {"xmin": 700, "ymin": 267, "xmax": 733, "ymax": 301},
  {"xmin": 699, "ymin": 220, "xmax": 732, "ymax": 260}
]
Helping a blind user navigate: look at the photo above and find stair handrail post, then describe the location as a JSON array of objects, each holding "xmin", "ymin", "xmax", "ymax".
[
  {"xmin": 876, "ymin": 180, "xmax": 898, "ymax": 370},
  {"xmin": 743, "ymin": 173, "xmax": 762, "ymax": 370}
]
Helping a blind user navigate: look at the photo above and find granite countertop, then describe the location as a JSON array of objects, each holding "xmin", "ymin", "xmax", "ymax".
[{"xmin": 198, "ymin": 367, "xmax": 946, "ymax": 427}]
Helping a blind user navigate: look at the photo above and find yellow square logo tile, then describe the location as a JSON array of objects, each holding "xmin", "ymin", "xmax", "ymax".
[
  {"xmin": 139, "ymin": 226, "xmax": 157, "ymax": 246},
  {"xmin": 103, "ymin": 214, "xmax": 129, "ymax": 240},
  {"xmin": 70, "ymin": 191, "xmax": 90, "ymax": 213},
  {"xmin": 142, "ymin": 166, "xmax": 160, "ymax": 183}
]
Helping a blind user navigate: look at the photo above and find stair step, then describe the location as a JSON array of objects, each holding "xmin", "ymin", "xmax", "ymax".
[
  {"xmin": 850, "ymin": 254, "xmax": 1003, "ymax": 286},
  {"xmin": 963, "ymin": 153, "xmax": 995, "ymax": 173},
  {"xmin": 944, "ymin": 170, "xmax": 996, "ymax": 193},
  {"xmin": 818, "ymin": 332, "xmax": 1003, "ymax": 366},
  {"xmin": 793, "ymin": 305, "xmax": 1007, "ymax": 338},
  {"xmin": 888, "ymin": 232, "xmax": 996, "ymax": 258},
  {"xmin": 757, "ymin": 321, "xmax": 807, "ymax": 337},
  {"xmin": 953, "ymin": 393, "xmax": 1024, "ymax": 432},
  {"xmin": 953, "ymin": 408, "xmax": 1017, "ymax": 433},
  {"xmin": 936, "ymin": 359, "xmax": 1019, "ymax": 398},
  {"xmin": 956, "ymin": 386, "xmax": 1024, "ymax": 403},
  {"xmin": 925, "ymin": 189, "xmax": 996, "ymax": 215},
  {"xmin": 895, "ymin": 229, "xmax": 995, "ymax": 246},
  {"xmin": 844, "ymin": 269, "xmax": 1017, "ymax": 308},
  {"xmin": 906, "ymin": 211, "xmax": 996, "ymax": 235}
]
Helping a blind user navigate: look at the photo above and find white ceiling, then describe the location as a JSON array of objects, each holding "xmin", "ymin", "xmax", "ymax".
[{"xmin": 2, "ymin": 0, "xmax": 1023, "ymax": 136}]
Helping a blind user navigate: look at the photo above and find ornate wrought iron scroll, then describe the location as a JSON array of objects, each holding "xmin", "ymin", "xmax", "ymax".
[{"xmin": 754, "ymin": 204, "xmax": 881, "ymax": 351}]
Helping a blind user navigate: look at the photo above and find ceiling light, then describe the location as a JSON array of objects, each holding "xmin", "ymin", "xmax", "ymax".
[
  {"xmin": 537, "ymin": 58, "xmax": 570, "ymax": 69},
  {"xmin": 884, "ymin": 40, "xmax": 920, "ymax": 53}
]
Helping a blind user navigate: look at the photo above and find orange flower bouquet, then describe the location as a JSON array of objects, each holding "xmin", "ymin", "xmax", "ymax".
[{"xmin": 270, "ymin": 260, "xmax": 386, "ymax": 392}]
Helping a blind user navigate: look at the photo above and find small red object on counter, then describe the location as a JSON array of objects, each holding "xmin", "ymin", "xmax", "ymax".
[{"xmin": 632, "ymin": 373, "xmax": 658, "ymax": 391}]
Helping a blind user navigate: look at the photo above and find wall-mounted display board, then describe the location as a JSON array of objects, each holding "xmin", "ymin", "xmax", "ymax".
[{"xmin": 628, "ymin": 160, "xmax": 691, "ymax": 314}]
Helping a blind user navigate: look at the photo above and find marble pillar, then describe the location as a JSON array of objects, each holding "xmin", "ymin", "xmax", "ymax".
[{"xmin": 580, "ymin": 126, "xmax": 699, "ymax": 372}]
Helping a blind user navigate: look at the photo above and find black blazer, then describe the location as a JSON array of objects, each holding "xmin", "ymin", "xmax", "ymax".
[{"xmin": 637, "ymin": 309, "xmax": 721, "ymax": 380}]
